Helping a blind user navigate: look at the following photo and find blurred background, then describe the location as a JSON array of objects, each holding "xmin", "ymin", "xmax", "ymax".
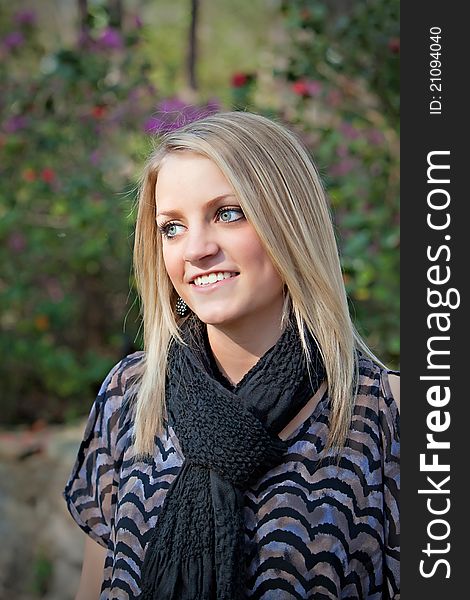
[{"xmin": 0, "ymin": 0, "xmax": 399, "ymax": 597}]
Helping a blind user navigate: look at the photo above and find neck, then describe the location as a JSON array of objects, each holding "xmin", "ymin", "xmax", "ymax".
[{"xmin": 206, "ymin": 304, "xmax": 286, "ymax": 386}]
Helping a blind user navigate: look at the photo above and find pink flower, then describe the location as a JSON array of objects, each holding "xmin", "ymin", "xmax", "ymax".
[
  {"xmin": 330, "ymin": 158, "xmax": 357, "ymax": 177},
  {"xmin": 2, "ymin": 31, "xmax": 24, "ymax": 50},
  {"xmin": 4, "ymin": 115, "xmax": 28, "ymax": 133},
  {"xmin": 45, "ymin": 278, "xmax": 64, "ymax": 303},
  {"xmin": 8, "ymin": 232, "xmax": 26, "ymax": 252},
  {"xmin": 98, "ymin": 28, "xmax": 123, "ymax": 50},
  {"xmin": 367, "ymin": 129, "xmax": 385, "ymax": 146},
  {"xmin": 90, "ymin": 150, "xmax": 101, "ymax": 165},
  {"xmin": 305, "ymin": 80, "xmax": 322, "ymax": 96},
  {"xmin": 340, "ymin": 122, "xmax": 360, "ymax": 141},
  {"xmin": 144, "ymin": 98, "xmax": 219, "ymax": 134},
  {"xmin": 14, "ymin": 10, "xmax": 36, "ymax": 27}
]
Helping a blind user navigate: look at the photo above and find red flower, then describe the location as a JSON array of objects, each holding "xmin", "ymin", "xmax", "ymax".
[
  {"xmin": 41, "ymin": 168, "xmax": 55, "ymax": 183},
  {"xmin": 388, "ymin": 37, "xmax": 400, "ymax": 54},
  {"xmin": 91, "ymin": 105, "xmax": 107, "ymax": 118},
  {"xmin": 292, "ymin": 80, "xmax": 310, "ymax": 97},
  {"xmin": 231, "ymin": 73, "xmax": 249, "ymax": 88}
]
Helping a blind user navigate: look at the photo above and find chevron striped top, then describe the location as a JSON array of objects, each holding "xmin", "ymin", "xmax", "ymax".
[{"xmin": 64, "ymin": 351, "xmax": 400, "ymax": 599}]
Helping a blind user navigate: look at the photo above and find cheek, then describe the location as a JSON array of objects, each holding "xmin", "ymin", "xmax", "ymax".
[
  {"xmin": 242, "ymin": 235, "xmax": 280, "ymax": 280},
  {"xmin": 162, "ymin": 245, "xmax": 183, "ymax": 287}
]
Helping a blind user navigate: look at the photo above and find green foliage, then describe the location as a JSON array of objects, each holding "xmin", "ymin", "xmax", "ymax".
[
  {"xmin": 284, "ymin": 0, "xmax": 400, "ymax": 366},
  {"xmin": 0, "ymin": 9, "xmax": 153, "ymax": 423},
  {"xmin": 0, "ymin": 6, "xmax": 219, "ymax": 425},
  {"xmin": 31, "ymin": 548, "xmax": 53, "ymax": 596},
  {"xmin": 1, "ymin": 1, "xmax": 399, "ymax": 426},
  {"xmin": 232, "ymin": 0, "xmax": 400, "ymax": 365}
]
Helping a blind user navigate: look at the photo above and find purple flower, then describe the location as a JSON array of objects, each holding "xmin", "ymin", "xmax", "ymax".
[
  {"xmin": 90, "ymin": 150, "xmax": 101, "ymax": 166},
  {"xmin": 367, "ymin": 128, "xmax": 385, "ymax": 146},
  {"xmin": 14, "ymin": 10, "xmax": 36, "ymax": 27},
  {"xmin": 330, "ymin": 158, "xmax": 358, "ymax": 177},
  {"xmin": 144, "ymin": 116, "xmax": 167, "ymax": 134},
  {"xmin": 206, "ymin": 97, "xmax": 221, "ymax": 112},
  {"xmin": 4, "ymin": 115, "xmax": 28, "ymax": 133},
  {"xmin": 158, "ymin": 98, "xmax": 187, "ymax": 113},
  {"xmin": 8, "ymin": 232, "xmax": 26, "ymax": 252},
  {"xmin": 134, "ymin": 15, "xmax": 144, "ymax": 29},
  {"xmin": 44, "ymin": 277, "xmax": 64, "ymax": 303},
  {"xmin": 305, "ymin": 80, "xmax": 323, "ymax": 96},
  {"xmin": 98, "ymin": 27, "xmax": 123, "ymax": 50},
  {"xmin": 2, "ymin": 31, "xmax": 24, "ymax": 50},
  {"xmin": 340, "ymin": 122, "xmax": 360, "ymax": 141},
  {"xmin": 144, "ymin": 98, "xmax": 219, "ymax": 134}
]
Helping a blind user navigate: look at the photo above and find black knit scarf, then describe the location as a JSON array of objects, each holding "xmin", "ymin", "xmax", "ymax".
[{"xmin": 139, "ymin": 314, "xmax": 325, "ymax": 600}]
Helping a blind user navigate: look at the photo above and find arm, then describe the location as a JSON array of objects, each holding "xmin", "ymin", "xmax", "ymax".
[
  {"xmin": 379, "ymin": 370, "xmax": 400, "ymax": 598},
  {"xmin": 388, "ymin": 373, "xmax": 400, "ymax": 413},
  {"xmin": 75, "ymin": 535, "xmax": 107, "ymax": 600}
]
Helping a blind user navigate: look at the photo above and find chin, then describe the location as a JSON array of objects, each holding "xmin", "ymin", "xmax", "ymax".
[{"xmin": 192, "ymin": 306, "xmax": 242, "ymax": 327}]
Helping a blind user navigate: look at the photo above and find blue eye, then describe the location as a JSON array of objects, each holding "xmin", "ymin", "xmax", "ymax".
[
  {"xmin": 157, "ymin": 207, "xmax": 244, "ymax": 240},
  {"xmin": 217, "ymin": 207, "xmax": 244, "ymax": 222},
  {"xmin": 158, "ymin": 222, "xmax": 184, "ymax": 239}
]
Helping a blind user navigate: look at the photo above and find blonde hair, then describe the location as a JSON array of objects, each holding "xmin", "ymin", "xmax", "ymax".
[{"xmin": 133, "ymin": 111, "xmax": 379, "ymax": 456}]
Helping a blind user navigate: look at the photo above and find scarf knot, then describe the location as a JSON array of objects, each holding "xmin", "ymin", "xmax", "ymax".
[{"xmin": 139, "ymin": 315, "xmax": 325, "ymax": 600}]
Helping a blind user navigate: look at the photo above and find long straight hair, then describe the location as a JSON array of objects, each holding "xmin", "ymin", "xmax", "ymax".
[{"xmin": 132, "ymin": 111, "xmax": 380, "ymax": 456}]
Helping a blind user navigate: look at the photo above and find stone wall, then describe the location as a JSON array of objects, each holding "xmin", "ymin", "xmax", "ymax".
[{"xmin": 0, "ymin": 422, "xmax": 87, "ymax": 599}]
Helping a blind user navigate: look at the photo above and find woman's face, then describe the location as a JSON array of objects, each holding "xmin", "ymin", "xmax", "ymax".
[{"xmin": 155, "ymin": 152, "xmax": 285, "ymax": 331}]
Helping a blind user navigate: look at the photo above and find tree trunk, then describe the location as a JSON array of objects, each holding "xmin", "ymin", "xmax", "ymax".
[
  {"xmin": 77, "ymin": 0, "xmax": 90, "ymax": 45},
  {"xmin": 188, "ymin": 0, "xmax": 200, "ymax": 90},
  {"xmin": 108, "ymin": 0, "xmax": 123, "ymax": 30}
]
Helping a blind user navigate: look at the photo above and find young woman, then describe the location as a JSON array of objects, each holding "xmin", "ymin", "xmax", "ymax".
[{"xmin": 64, "ymin": 112, "xmax": 400, "ymax": 599}]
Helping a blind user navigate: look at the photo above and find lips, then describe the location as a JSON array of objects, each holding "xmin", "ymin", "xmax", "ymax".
[
  {"xmin": 190, "ymin": 271, "xmax": 239, "ymax": 286},
  {"xmin": 190, "ymin": 272, "xmax": 240, "ymax": 291}
]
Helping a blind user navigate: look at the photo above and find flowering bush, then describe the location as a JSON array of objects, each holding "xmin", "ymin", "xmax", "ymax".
[
  {"xmin": 1, "ymin": 2, "xmax": 398, "ymax": 425},
  {"xmin": 282, "ymin": 0, "xmax": 399, "ymax": 364},
  {"xmin": 230, "ymin": 0, "xmax": 399, "ymax": 364},
  {"xmin": 0, "ymin": 9, "xmax": 217, "ymax": 423}
]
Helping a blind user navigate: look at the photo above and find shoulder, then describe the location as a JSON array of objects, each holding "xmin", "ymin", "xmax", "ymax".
[
  {"xmin": 98, "ymin": 350, "xmax": 145, "ymax": 399},
  {"xmin": 356, "ymin": 353, "xmax": 400, "ymax": 431},
  {"xmin": 94, "ymin": 351, "xmax": 145, "ymax": 415},
  {"xmin": 79, "ymin": 351, "xmax": 145, "ymax": 455},
  {"xmin": 63, "ymin": 351, "xmax": 145, "ymax": 549},
  {"xmin": 356, "ymin": 353, "xmax": 399, "ymax": 399},
  {"xmin": 388, "ymin": 373, "xmax": 400, "ymax": 413}
]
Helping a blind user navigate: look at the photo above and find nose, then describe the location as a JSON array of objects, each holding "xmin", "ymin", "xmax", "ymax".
[{"xmin": 183, "ymin": 225, "xmax": 220, "ymax": 263}]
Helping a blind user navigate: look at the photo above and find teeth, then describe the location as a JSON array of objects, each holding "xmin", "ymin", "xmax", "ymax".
[{"xmin": 193, "ymin": 271, "xmax": 237, "ymax": 286}]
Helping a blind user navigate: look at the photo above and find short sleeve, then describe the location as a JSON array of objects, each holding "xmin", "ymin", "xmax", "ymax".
[
  {"xmin": 379, "ymin": 370, "xmax": 400, "ymax": 599},
  {"xmin": 63, "ymin": 353, "xmax": 143, "ymax": 548}
]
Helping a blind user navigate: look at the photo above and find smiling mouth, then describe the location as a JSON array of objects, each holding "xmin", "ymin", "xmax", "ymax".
[{"xmin": 191, "ymin": 272, "xmax": 240, "ymax": 287}]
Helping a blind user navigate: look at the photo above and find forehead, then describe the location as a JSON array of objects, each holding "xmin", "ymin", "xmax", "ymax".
[{"xmin": 155, "ymin": 152, "xmax": 234, "ymax": 209}]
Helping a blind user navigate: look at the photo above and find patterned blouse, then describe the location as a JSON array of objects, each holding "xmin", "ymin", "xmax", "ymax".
[{"xmin": 64, "ymin": 351, "xmax": 400, "ymax": 599}]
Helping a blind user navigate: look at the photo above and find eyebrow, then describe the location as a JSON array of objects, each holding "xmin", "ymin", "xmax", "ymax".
[{"xmin": 156, "ymin": 194, "xmax": 236, "ymax": 219}]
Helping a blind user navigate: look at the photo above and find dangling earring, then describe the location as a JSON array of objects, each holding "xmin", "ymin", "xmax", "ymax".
[{"xmin": 175, "ymin": 297, "xmax": 189, "ymax": 316}]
